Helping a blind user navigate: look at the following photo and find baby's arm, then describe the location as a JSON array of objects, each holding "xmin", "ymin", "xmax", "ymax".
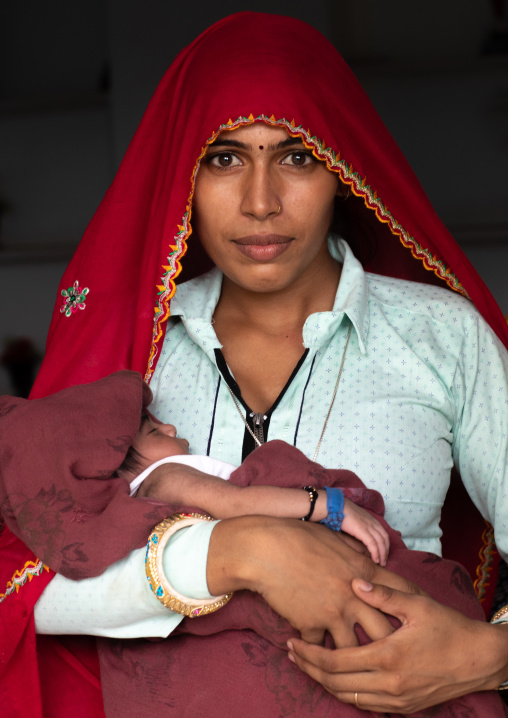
[
  {"xmin": 137, "ymin": 464, "xmax": 389, "ymax": 564},
  {"xmin": 135, "ymin": 462, "xmax": 328, "ymax": 521}
]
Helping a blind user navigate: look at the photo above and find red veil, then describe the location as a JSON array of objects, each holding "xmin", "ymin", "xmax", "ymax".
[
  {"xmin": 29, "ymin": 14, "xmax": 508, "ymax": 398},
  {"xmin": 2, "ymin": 12, "xmax": 507, "ymax": 717}
]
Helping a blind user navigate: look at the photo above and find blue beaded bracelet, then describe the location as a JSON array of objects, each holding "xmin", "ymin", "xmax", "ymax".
[{"xmin": 320, "ymin": 487, "xmax": 344, "ymax": 531}]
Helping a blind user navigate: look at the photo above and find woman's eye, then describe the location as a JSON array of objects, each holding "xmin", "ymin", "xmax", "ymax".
[
  {"xmin": 208, "ymin": 153, "xmax": 241, "ymax": 168},
  {"xmin": 282, "ymin": 152, "xmax": 314, "ymax": 167}
]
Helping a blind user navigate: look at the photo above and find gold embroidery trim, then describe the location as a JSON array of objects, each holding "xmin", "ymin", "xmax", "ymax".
[{"xmin": 0, "ymin": 559, "xmax": 49, "ymax": 604}]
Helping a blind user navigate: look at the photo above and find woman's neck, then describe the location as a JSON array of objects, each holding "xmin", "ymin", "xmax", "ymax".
[
  {"xmin": 210, "ymin": 253, "xmax": 342, "ymax": 413},
  {"xmin": 215, "ymin": 256, "xmax": 342, "ymax": 335}
]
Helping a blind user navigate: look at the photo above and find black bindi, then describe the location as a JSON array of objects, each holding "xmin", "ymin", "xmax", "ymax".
[{"xmin": 259, "ymin": 145, "xmax": 264, "ymax": 150}]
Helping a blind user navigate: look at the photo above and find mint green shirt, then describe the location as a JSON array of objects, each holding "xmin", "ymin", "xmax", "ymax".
[
  {"xmin": 151, "ymin": 237, "xmax": 508, "ymax": 557},
  {"xmin": 36, "ymin": 237, "xmax": 508, "ymax": 637}
]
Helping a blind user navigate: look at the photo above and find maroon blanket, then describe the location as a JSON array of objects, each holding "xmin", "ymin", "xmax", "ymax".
[
  {"xmin": 0, "ymin": 372, "xmax": 505, "ymax": 717},
  {"xmin": 0, "ymin": 371, "xmax": 172, "ymax": 578},
  {"xmin": 98, "ymin": 440, "xmax": 507, "ymax": 717}
]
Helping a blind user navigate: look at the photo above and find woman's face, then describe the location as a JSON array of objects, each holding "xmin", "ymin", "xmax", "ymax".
[{"xmin": 192, "ymin": 124, "xmax": 341, "ymax": 294}]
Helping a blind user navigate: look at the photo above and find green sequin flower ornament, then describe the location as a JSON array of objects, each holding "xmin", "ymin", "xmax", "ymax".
[{"xmin": 60, "ymin": 281, "xmax": 89, "ymax": 317}]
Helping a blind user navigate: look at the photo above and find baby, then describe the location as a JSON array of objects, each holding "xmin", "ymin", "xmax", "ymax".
[{"xmin": 117, "ymin": 415, "xmax": 390, "ymax": 565}]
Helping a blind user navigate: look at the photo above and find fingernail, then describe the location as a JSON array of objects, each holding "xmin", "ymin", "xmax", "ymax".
[
  {"xmin": 357, "ymin": 579, "xmax": 373, "ymax": 591},
  {"xmin": 287, "ymin": 640, "xmax": 294, "ymax": 651},
  {"xmin": 288, "ymin": 653, "xmax": 295, "ymax": 663}
]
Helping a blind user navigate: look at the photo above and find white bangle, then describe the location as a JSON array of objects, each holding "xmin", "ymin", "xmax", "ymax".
[{"xmin": 145, "ymin": 513, "xmax": 233, "ymax": 618}]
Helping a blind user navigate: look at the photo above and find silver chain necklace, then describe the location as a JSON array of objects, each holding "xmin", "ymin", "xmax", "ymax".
[{"xmin": 224, "ymin": 324, "xmax": 352, "ymax": 462}]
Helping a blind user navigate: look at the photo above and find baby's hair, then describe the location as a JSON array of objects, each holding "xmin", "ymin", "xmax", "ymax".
[
  {"xmin": 116, "ymin": 445, "xmax": 144, "ymax": 479},
  {"xmin": 115, "ymin": 410, "xmax": 149, "ymax": 479}
]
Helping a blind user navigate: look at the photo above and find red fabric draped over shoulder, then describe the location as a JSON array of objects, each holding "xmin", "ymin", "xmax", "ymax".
[{"xmin": 30, "ymin": 12, "xmax": 507, "ymax": 402}]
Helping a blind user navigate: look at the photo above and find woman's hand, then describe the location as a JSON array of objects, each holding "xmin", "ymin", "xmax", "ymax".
[
  {"xmin": 206, "ymin": 516, "xmax": 417, "ymax": 646},
  {"xmin": 287, "ymin": 579, "xmax": 508, "ymax": 714}
]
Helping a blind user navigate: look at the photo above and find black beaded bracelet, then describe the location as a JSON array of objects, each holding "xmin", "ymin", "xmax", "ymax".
[{"xmin": 301, "ymin": 485, "xmax": 319, "ymax": 521}]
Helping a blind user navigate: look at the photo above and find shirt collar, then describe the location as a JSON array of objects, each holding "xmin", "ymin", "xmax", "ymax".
[
  {"xmin": 170, "ymin": 266, "xmax": 222, "ymax": 322},
  {"xmin": 329, "ymin": 236, "xmax": 369, "ymax": 354},
  {"xmin": 170, "ymin": 236, "xmax": 369, "ymax": 356},
  {"xmin": 169, "ymin": 268, "xmax": 224, "ymax": 359}
]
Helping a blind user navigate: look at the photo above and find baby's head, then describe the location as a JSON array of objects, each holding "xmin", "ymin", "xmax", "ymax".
[{"xmin": 117, "ymin": 414, "xmax": 189, "ymax": 481}]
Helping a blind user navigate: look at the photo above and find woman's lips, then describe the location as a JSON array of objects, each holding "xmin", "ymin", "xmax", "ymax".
[{"xmin": 233, "ymin": 234, "xmax": 293, "ymax": 261}]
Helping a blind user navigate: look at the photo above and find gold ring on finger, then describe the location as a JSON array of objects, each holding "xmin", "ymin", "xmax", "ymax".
[{"xmin": 354, "ymin": 691, "xmax": 360, "ymax": 708}]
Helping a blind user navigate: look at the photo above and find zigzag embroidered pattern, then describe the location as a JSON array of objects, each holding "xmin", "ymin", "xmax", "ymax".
[
  {"xmin": 145, "ymin": 113, "xmax": 467, "ymax": 381},
  {"xmin": 474, "ymin": 523, "xmax": 496, "ymax": 603},
  {"xmin": 0, "ymin": 559, "xmax": 49, "ymax": 604}
]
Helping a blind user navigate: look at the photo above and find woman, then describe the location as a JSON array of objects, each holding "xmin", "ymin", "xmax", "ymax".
[{"xmin": 2, "ymin": 11, "xmax": 508, "ymax": 717}]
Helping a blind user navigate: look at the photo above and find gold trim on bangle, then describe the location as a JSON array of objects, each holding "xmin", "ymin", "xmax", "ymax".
[
  {"xmin": 145, "ymin": 513, "xmax": 233, "ymax": 617},
  {"xmin": 490, "ymin": 606, "xmax": 508, "ymax": 690},
  {"xmin": 491, "ymin": 604, "xmax": 508, "ymax": 624}
]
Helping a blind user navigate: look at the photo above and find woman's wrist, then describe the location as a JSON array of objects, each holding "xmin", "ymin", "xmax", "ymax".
[
  {"xmin": 206, "ymin": 515, "xmax": 274, "ymax": 596},
  {"xmin": 490, "ymin": 607, "xmax": 508, "ymax": 690},
  {"xmin": 146, "ymin": 514, "xmax": 232, "ymax": 617},
  {"xmin": 475, "ymin": 619, "xmax": 508, "ymax": 691}
]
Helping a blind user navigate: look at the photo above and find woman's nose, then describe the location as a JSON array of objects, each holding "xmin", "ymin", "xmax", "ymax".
[{"xmin": 240, "ymin": 165, "xmax": 281, "ymax": 220}]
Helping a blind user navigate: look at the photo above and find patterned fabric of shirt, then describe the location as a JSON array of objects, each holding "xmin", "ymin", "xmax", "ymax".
[{"xmin": 150, "ymin": 237, "xmax": 508, "ymax": 559}]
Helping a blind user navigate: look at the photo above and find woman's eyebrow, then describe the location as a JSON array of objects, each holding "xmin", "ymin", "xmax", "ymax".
[{"xmin": 208, "ymin": 136, "xmax": 304, "ymax": 151}]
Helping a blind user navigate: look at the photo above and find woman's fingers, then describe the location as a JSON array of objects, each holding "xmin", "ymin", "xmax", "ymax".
[
  {"xmin": 327, "ymin": 620, "xmax": 360, "ymax": 649},
  {"xmin": 288, "ymin": 579, "xmax": 505, "ymax": 714},
  {"xmin": 352, "ymin": 573, "xmax": 427, "ymax": 603},
  {"xmin": 287, "ymin": 641, "xmax": 389, "ymax": 698},
  {"xmin": 299, "ymin": 627, "xmax": 326, "ymax": 645},
  {"xmin": 368, "ymin": 562, "xmax": 425, "ymax": 597},
  {"xmin": 350, "ymin": 604, "xmax": 396, "ymax": 643}
]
